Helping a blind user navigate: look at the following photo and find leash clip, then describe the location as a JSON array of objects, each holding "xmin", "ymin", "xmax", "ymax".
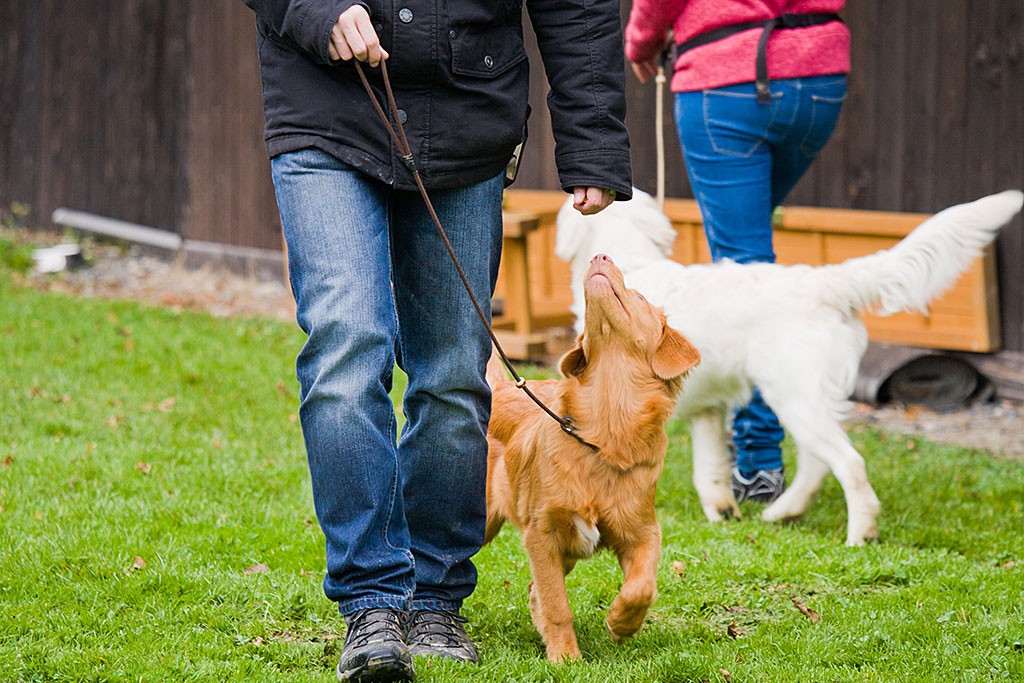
[{"xmin": 560, "ymin": 417, "xmax": 577, "ymax": 435}]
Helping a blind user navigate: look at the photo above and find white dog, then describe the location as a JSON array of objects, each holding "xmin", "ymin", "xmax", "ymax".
[{"xmin": 556, "ymin": 188, "xmax": 1023, "ymax": 545}]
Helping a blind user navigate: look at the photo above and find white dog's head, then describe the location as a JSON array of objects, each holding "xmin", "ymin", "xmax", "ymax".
[{"xmin": 554, "ymin": 187, "xmax": 676, "ymax": 273}]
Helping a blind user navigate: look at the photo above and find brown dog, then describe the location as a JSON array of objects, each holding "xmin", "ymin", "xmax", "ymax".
[{"xmin": 484, "ymin": 253, "xmax": 700, "ymax": 662}]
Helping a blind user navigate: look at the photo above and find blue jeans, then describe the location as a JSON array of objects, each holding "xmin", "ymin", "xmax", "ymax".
[
  {"xmin": 271, "ymin": 148, "xmax": 504, "ymax": 615},
  {"xmin": 676, "ymin": 75, "xmax": 847, "ymax": 474}
]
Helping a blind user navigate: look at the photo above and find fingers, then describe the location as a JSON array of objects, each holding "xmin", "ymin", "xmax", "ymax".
[
  {"xmin": 630, "ymin": 60, "xmax": 658, "ymax": 84},
  {"xmin": 331, "ymin": 5, "xmax": 389, "ymax": 66},
  {"xmin": 572, "ymin": 187, "xmax": 617, "ymax": 215}
]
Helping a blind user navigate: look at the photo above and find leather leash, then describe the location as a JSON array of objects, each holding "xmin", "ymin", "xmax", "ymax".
[{"xmin": 352, "ymin": 60, "xmax": 598, "ymax": 451}]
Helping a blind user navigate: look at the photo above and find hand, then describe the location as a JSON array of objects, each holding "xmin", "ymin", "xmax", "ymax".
[
  {"xmin": 630, "ymin": 60, "xmax": 659, "ymax": 84},
  {"xmin": 328, "ymin": 5, "xmax": 389, "ymax": 66},
  {"xmin": 573, "ymin": 187, "xmax": 617, "ymax": 215}
]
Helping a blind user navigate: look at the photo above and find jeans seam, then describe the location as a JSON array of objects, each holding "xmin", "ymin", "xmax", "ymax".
[{"xmin": 382, "ymin": 202, "xmax": 414, "ymax": 571}]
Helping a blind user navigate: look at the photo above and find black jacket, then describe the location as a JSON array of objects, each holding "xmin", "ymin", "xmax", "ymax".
[{"xmin": 244, "ymin": 0, "xmax": 632, "ymax": 197}]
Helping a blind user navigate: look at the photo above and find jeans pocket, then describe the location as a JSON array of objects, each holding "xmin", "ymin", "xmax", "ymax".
[
  {"xmin": 799, "ymin": 84, "xmax": 847, "ymax": 157},
  {"xmin": 702, "ymin": 88, "xmax": 778, "ymax": 158}
]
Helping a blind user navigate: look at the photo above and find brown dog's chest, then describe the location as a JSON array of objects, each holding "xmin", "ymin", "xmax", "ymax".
[{"xmin": 541, "ymin": 474, "xmax": 657, "ymax": 560}]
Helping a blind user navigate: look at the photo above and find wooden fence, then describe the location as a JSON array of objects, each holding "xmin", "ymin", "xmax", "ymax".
[{"xmin": 1, "ymin": 0, "xmax": 1022, "ymax": 350}]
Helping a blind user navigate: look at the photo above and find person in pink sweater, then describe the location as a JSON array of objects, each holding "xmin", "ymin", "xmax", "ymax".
[{"xmin": 625, "ymin": 1, "xmax": 850, "ymax": 504}]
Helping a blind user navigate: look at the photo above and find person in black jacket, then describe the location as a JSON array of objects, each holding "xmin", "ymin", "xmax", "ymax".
[{"xmin": 243, "ymin": 1, "xmax": 631, "ymax": 680}]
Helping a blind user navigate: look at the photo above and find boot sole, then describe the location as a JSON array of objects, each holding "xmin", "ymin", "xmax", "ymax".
[{"xmin": 337, "ymin": 654, "xmax": 416, "ymax": 682}]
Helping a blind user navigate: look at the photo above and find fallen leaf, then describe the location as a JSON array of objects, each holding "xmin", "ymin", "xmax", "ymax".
[
  {"xmin": 792, "ymin": 598, "xmax": 821, "ymax": 623},
  {"xmin": 131, "ymin": 556, "xmax": 147, "ymax": 571},
  {"xmin": 2, "ymin": 454, "xmax": 12, "ymax": 468},
  {"xmin": 726, "ymin": 622, "xmax": 743, "ymax": 639},
  {"xmin": 276, "ymin": 381, "xmax": 290, "ymax": 395},
  {"xmin": 671, "ymin": 561, "xmax": 687, "ymax": 577},
  {"xmin": 1000, "ymin": 561, "xmax": 1016, "ymax": 569},
  {"xmin": 719, "ymin": 668, "xmax": 732, "ymax": 682},
  {"xmin": 136, "ymin": 461, "xmax": 152, "ymax": 475},
  {"xmin": 245, "ymin": 563, "xmax": 270, "ymax": 575},
  {"xmin": 252, "ymin": 636, "xmax": 264, "ymax": 646},
  {"xmin": 157, "ymin": 397, "xmax": 176, "ymax": 412}
]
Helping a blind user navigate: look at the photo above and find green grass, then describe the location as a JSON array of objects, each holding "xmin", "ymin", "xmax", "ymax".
[{"xmin": 1, "ymin": 271, "xmax": 1022, "ymax": 682}]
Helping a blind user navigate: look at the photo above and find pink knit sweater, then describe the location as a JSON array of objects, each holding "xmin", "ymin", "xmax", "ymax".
[{"xmin": 625, "ymin": 0, "xmax": 850, "ymax": 92}]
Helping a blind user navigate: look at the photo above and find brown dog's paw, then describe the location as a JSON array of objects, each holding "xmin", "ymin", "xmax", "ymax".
[
  {"xmin": 544, "ymin": 632, "xmax": 582, "ymax": 663},
  {"xmin": 605, "ymin": 609, "xmax": 647, "ymax": 643}
]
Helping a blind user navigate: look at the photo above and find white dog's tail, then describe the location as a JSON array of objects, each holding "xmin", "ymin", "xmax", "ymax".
[{"xmin": 819, "ymin": 190, "xmax": 1023, "ymax": 315}]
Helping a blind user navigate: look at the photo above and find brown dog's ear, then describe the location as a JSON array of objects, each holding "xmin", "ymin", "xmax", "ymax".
[
  {"xmin": 559, "ymin": 335, "xmax": 588, "ymax": 377},
  {"xmin": 651, "ymin": 324, "xmax": 701, "ymax": 380}
]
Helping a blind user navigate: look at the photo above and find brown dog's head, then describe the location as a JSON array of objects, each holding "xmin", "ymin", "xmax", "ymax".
[{"xmin": 559, "ymin": 254, "xmax": 699, "ymax": 386}]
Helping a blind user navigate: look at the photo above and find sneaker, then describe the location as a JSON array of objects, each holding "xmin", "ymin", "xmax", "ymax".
[
  {"xmin": 406, "ymin": 610, "xmax": 479, "ymax": 664},
  {"xmin": 336, "ymin": 608, "xmax": 415, "ymax": 682},
  {"xmin": 731, "ymin": 467, "xmax": 786, "ymax": 504}
]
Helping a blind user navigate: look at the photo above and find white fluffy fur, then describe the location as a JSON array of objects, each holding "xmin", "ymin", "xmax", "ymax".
[{"xmin": 556, "ymin": 188, "xmax": 1023, "ymax": 545}]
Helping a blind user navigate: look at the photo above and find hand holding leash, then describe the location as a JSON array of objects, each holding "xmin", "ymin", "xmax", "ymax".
[{"xmin": 329, "ymin": 5, "xmax": 389, "ymax": 65}]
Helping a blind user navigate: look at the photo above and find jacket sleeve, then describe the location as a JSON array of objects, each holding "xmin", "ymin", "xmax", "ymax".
[
  {"xmin": 624, "ymin": 0, "xmax": 683, "ymax": 64},
  {"xmin": 526, "ymin": 0, "xmax": 632, "ymax": 200},
  {"xmin": 243, "ymin": 0, "xmax": 367, "ymax": 63}
]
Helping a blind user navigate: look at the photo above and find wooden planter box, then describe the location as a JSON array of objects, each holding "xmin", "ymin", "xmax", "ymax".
[{"xmin": 496, "ymin": 190, "xmax": 1000, "ymax": 357}]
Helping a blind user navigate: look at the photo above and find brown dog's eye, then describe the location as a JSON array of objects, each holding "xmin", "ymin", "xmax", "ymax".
[{"xmin": 633, "ymin": 292, "xmax": 646, "ymax": 302}]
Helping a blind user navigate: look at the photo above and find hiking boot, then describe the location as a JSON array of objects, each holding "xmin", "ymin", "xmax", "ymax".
[
  {"xmin": 406, "ymin": 610, "xmax": 479, "ymax": 664},
  {"xmin": 731, "ymin": 467, "xmax": 786, "ymax": 504},
  {"xmin": 336, "ymin": 608, "xmax": 415, "ymax": 682}
]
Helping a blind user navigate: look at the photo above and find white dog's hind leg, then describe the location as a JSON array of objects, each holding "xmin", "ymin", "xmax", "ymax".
[
  {"xmin": 690, "ymin": 410, "xmax": 741, "ymax": 521},
  {"xmin": 767, "ymin": 405, "xmax": 880, "ymax": 546},
  {"xmin": 761, "ymin": 444, "xmax": 830, "ymax": 521}
]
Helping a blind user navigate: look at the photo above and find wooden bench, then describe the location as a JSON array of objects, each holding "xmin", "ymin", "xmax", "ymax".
[{"xmin": 494, "ymin": 190, "xmax": 1000, "ymax": 358}]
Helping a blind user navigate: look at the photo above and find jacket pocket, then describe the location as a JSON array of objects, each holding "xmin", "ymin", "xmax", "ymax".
[{"xmin": 451, "ymin": 25, "xmax": 527, "ymax": 78}]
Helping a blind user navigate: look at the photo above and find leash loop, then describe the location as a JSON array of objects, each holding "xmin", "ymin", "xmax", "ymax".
[{"xmin": 352, "ymin": 59, "xmax": 599, "ymax": 451}]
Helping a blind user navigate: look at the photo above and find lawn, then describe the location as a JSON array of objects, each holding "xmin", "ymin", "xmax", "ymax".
[{"xmin": 1, "ymin": 265, "xmax": 1022, "ymax": 682}]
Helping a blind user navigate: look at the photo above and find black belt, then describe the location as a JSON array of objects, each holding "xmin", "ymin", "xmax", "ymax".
[{"xmin": 675, "ymin": 12, "xmax": 842, "ymax": 104}]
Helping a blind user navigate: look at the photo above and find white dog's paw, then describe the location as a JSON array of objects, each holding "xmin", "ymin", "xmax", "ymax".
[
  {"xmin": 761, "ymin": 490, "xmax": 810, "ymax": 522},
  {"xmin": 844, "ymin": 515, "xmax": 880, "ymax": 546},
  {"xmin": 701, "ymin": 497, "xmax": 741, "ymax": 522}
]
